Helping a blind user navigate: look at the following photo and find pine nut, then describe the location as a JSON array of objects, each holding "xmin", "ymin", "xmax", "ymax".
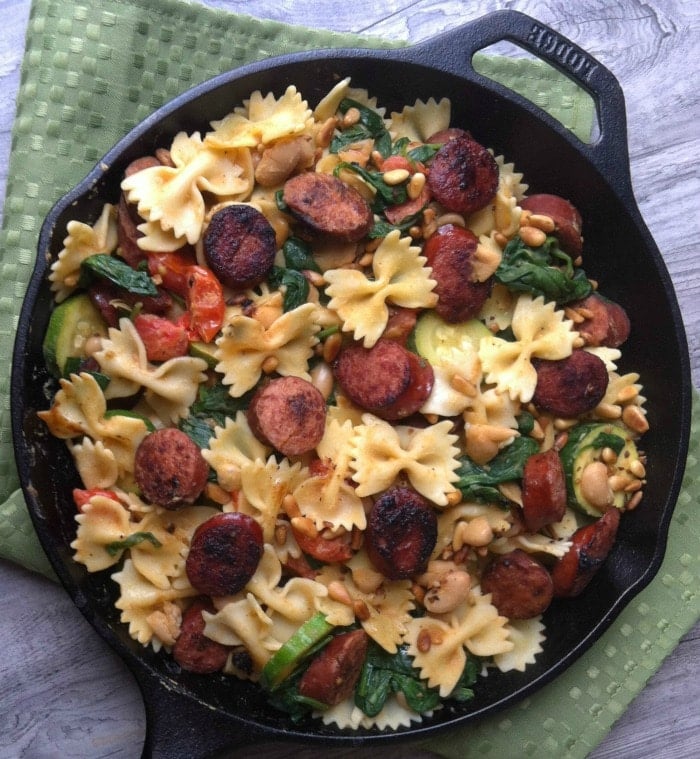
[
  {"xmin": 596, "ymin": 403, "xmax": 623, "ymax": 420},
  {"xmin": 309, "ymin": 361, "xmax": 334, "ymax": 399},
  {"xmin": 407, "ymin": 172, "xmax": 426, "ymax": 199},
  {"xmin": 262, "ymin": 355, "xmax": 279, "ymax": 373},
  {"xmin": 616, "ymin": 385, "xmax": 639, "ymax": 404},
  {"xmin": 417, "ymin": 629, "xmax": 432, "ymax": 653},
  {"xmin": 450, "ymin": 373, "xmax": 477, "ymax": 396},
  {"xmin": 322, "ymin": 331, "xmax": 342, "ymax": 363},
  {"xmin": 622, "ymin": 405, "xmax": 649, "ymax": 434},
  {"xmin": 291, "ymin": 516, "xmax": 318, "ymax": 539},
  {"xmin": 303, "ymin": 269, "xmax": 326, "ymax": 288},
  {"xmin": 601, "ymin": 447, "xmax": 618, "ymax": 464},
  {"xmin": 519, "ymin": 225, "xmax": 547, "ymax": 247},
  {"xmin": 328, "ymin": 581, "xmax": 353, "ymax": 606},
  {"xmin": 629, "ymin": 459, "xmax": 646, "ymax": 479},
  {"xmin": 274, "ymin": 524, "xmax": 288, "ymax": 546},
  {"xmin": 526, "ymin": 213, "xmax": 556, "ymax": 233},
  {"xmin": 383, "ymin": 168, "xmax": 410, "ymax": 185},
  {"xmin": 353, "ymin": 599, "xmax": 371, "ymax": 621},
  {"xmin": 282, "ymin": 494, "xmax": 301, "ymax": 519},
  {"xmin": 342, "ymin": 107, "xmax": 361, "ymax": 127},
  {"xmin": 626, "ymin": 491, "xmax": 643, "ymax": 510},
  {"xmin": 608, "ymin": 474, "xmax": 630, "ymax": 492}
]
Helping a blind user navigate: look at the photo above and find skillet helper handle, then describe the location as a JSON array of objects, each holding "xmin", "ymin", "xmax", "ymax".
[
  {"xmin": 413, "ymin": 9, "xmax": 634, "ymax": 195},
  {"xmin": 137, "ymin": 668, "xmax": 264, "ymax": 758}
]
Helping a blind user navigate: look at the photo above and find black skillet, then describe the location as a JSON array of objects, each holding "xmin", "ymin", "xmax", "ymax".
[{"xmin": 11, "ymin": 9, "xmax": 692, "ymax": 758}]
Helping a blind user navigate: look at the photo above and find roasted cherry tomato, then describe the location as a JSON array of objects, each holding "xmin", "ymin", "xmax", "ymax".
[{"xmin": 72, "ymin": 488, "xmax": 118, "ymax": 512}]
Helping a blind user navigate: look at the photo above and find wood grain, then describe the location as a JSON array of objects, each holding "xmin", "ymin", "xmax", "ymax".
[{"xmin": 1, "ymin": 1, "xmax": 698, "ymax": 757}]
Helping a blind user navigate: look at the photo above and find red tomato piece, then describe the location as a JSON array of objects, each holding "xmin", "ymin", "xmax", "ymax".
[
  {"xmin": 72, "ymin": 488, "xmax": 118, "ymax": 512},
  {"xmin": 186, "ymin": 267, "xmax": 225, "ymax": 343},
  {"xmin": 146, "ymin": 249, "xmax": 198, "ymax": 297},
  {"xmin": 134, "ymin": 313, "xmax": 190, "ymax": 361},
  {"xmin": 292, "ymin": 525, "xmax": 354, "ymax": 563}
]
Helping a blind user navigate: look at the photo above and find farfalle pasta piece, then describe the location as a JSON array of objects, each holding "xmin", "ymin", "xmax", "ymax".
[
  {"xmin": 324, "ymin": 230, "xmax": 437, "ymax": 348},
  {"xmin": 38, "ymin": 372, "xmax": 151, "ymax": 478},
  {"xmin": 134, "ymin": 219, "xmax": 189, "ymax": 253},
  {"xmin": 71, "ymin": 493, "xmax": 132, "ymax": 571},
  {"xmin": 49, "ymin": 203, "xmax": 118, "ymax": 302},
  {"xmin": 389, "ymin": 97, "xmax": 451, "ymax": 142},
  {"xmin": 293, "ymin": 417, "xmax": 367, "ymax": 531},
  {"xmin": 203, "ymin": 412, "xmax": 271, "ymax": 492},
  {"xmin": 69, "ymin": 437, "xmax": 119, "ymax": 489},
  {"xmin": 467, "ymin": 155, "xmax": 527, "ymax": 239},
  {"xmin": 319, "ymin": 695, "xmax": 427, "ymax": 731},
  {"xmin": 215, "ymin": 303, "xmax": 319, "ymax": 397},
  {"xmin": 420, "ymin": 345, "xmax": 482, "ymax": 418},
  {"xmin": 490, "ymin": 533, "xmax": 572, "ymax": 560},
  {"xmin": 493, "ymin": 617, "xmax": 545, "ymax": 673},
  {"xmin": 121, "ymin": 131, "xmax": 252, "ymax": 245},
  {"xmin": 463, "ymin": 386, "xmax": 521, "ymax": 464},
  {"xmin": 237, "ymin": 457, "xmax": 306, "ymax": 543},
  {"xmin": 480, "ymin": 282, "xmax": 516, "ymax": 333},
  {"xmin": 479, "ymin": 294, "xmax": 577, "ymax": 402},
  {"xmin": 130, "ymin": 506, "xmax": 219, "ymax": 591},
  {"xmin": 406, "ymin": 589, "xmax": 513, "ymax": 696},
  {"xmin": 94, "ymin": 318, "xmax": 208, "ymax": 422},
  {"xmin": 350, "ymin": 415, "xmax": 460, "ymax": 506},
  {"xmin": 207, "ymin": 85, "xmax": 314, "ymax": 149},
  {"xmin": 113, "ymin": 559, "xmax": 198, "ymax": 647},
  {"xmin": 434, "ymin": 503, "xmax": 514, "ymax": 559}
]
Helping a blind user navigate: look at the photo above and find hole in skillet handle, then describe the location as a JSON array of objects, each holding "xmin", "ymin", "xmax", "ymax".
[{"xmin": 402, "ymin": 9, "xmax": 633, "ymax": 203}]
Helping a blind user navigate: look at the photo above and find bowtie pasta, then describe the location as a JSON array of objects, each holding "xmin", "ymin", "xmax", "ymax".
[{"xmin": 39, "ymin": 77, "xmax": 649, "ymax": 732}]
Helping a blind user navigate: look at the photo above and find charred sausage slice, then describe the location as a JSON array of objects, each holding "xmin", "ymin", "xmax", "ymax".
[
  {"xmin": 333, "ymin": 338, "xmax": 434, "ymax": 420},
  {"xmin": 520, "ymin": 194, "xmax": 583, "ymax": 257},
  {"xmin": 551, "ymin": 507, "xmax": 621, "ymax": 597},
  {"xmin": 427, "ymin": 133, "xmax": 498, "ymax": 216},
  {"xmin": 532, "ymin": 349, "xmax": 609, "ymax": 418},
  {"xmin": 186, "ymin": 512, "xmax": 264, "ymax": 597},
  {"xmin": 283, "ymin": 172, "xmax": 374, "ymax": 242},
  {"xmin": 247, "ymin": 376, "xmax": 327, "ymax": 457},
  {"xmin": 134, "ymin": 428, "xmax": 209, "ymax": 509},
  {"xmin": 203, "ymin": 204, "xmax": 276, "ymax": 290},
  {"xmin": 570, "ymin": 293, "xmax": 631, "ymax": 348},
  {"xmin": 173, "ymin": 598, "xmax": 230, "ymax": 674},
  {"xmin": 364, "ymin": 487, "xmax": 437, "ymax": 580},
  {"xmin": 480, "ymin": 549, "xmax": 554, "ymax": 619},
  {"xmin": 521, "ymin": 449, "xmax": 567, "ymax": 532},
  {"xmin": 423, "ymin": 223, "xmax": 492, "ymax": 323},
  {"xmin": 298, "ymin": 629, "xmax": 369, "ymax": 706}
]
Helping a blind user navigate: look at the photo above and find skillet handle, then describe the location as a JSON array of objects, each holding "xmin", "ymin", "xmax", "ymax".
[
  {"xmin": 136, "ymin": 668, "xmax": 265, "ymax": 758},
  {"xmin": 408, "ymin": 9, "xmax": 633, "ymax": 194}
]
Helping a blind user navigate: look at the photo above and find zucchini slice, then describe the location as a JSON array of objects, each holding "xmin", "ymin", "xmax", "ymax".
[
  {"xmin": 412, "ymin": 311, "xmax": 491, "ymax": 366},
  {"xmin": 42, "ymin": 293, "xmax": 108, "ymax": 377},
  {"xmin": 560, "ymin": 422, "xmax": 644, "ymax": 516}
]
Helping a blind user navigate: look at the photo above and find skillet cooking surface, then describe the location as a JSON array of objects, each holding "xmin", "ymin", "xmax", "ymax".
[{"xmin": 11, "ymin": 10, "xmax": 691, "ymax": 757}]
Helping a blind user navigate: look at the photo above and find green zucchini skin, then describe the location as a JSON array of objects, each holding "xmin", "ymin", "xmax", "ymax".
[{"xmin": 559, "ymin": 422, "xmax": 643, "ymax": 516}]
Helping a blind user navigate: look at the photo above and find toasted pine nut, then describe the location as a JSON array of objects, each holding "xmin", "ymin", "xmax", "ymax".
[
  {"xmin": 303, "ymin": 269, "xmax": 325, "ymax": 288},
  {"xmin": 553, "ymin": 417, "xmax": 578, "ymax": 431},
  {"xmin": 328, "ymin": 580, "xmax": 354, "ymax": 606},
  {"xmin": 531, "ymin": 419, "xmax": 545, "ymax": 441},
  {"xmin": 493, "ymin": 231, "xmax": 508, "ymax": 248},
  {"xmin": 624, "ymin": 479, "xmax": 643, "ymax": 493},
  {"xmin": 626, "ymin": 491, "xmax": 643, "ymax": 510},
  {"xmin": 450, "ymin": 373, "xmax": 477, "ymax": 397},
  {"xmin": 383, "ymin": 168, "xmax": 410, "ymax": 185},
  {"xmin": 596, "ymin": 402, "xmax": 623, "ymax": 420},
  {"xmin": 274, "ymin": 524, "xmax": 288, "ymax": 546},
  {"xmin": 608, "ymin": 474, "xmax": 630, "ymax": 492},
  {"xmin": 411, "ymin": 582, "xmax": 426, "ymax": 604},
  {"xmin": 446, "ymin": 489, "xmax": 462, "ymax": 506},
  {"xmin": 291, "ymin": 516, "xmax": 318, "ymax": 539},
  {"xmin": 417, "ymin": 629, "xmax": 432, "ymax": 653},
  {"xmin": 322, "ymin": 331, "xmax": 342, "ymax": 363},
  {"xmin": 526, "ymin": 213, "xmax": 556, "ymax": 233},
  {"xmin": 309, "ymin": 361, "xmax": 334, "ymax": 399},
  {"xmin": 616, "ymin": 385, "xmax": 640, "ymax": 404},
  {"xmin": 629, "ymin": 459, "xmax": 646, "ymax": 479},
  {"xmin": 572, "ymin": 336, "xmax": 586, "ymax": 349},
  {"xmin": 282, "ymin": 494, "xmax": 301, "ymax": 519},
  {"xmin": 316, "ymin": 117, "xmax": 337, "ymax": 148},
  {"xmin": 407, "ymin": 171, "xmax": 426, "ymax": 199},
  {"xmin": 342, "ymin": 107, "xmax": 361, "ymax": 127},
  {"xmin": 519, "ymin": 225, "xmax": 547, "ymax": 247},
  {"xmin": 205, "ymin": 482, "xmax": 232, "ymax": 505},
  {"xmin": 564, "ymin": 306, "xmax": 586, "ymax": 324},
  {"xmin": 262, "ymin": 355, "xmax": 279, "ymax": 373},
  {"xmin": 601, "ymin": 447, "xmax": 618, "ymax": 464},
  {"xmin": 622, "ymin": 405, "xmax": 650, "ymax": 434},
  {"xmin": 353, "ymin": 599, "xmax": 371, "ymax": 621}
]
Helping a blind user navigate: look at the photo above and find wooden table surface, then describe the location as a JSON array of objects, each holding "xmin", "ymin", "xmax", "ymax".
[{"xmin": 1, "ymin": 1, "xmax": 698, "ymax": 757}]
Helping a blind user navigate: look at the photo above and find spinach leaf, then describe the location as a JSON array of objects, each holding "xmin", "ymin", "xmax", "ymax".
[
  {"xmin": 80, "ymin": 254, "xmax": 159, "ymax": 296},
  {"xmin": 369, "ymin": 206, "xmax": 427, "ymax": 239},
  {"xmin": 265, "ymin": 668, "xmax": 329, "ymax": 723},
  {"xmin": 268, "ymin": 266, "xmax": 309, "ymax": 311},
  {"xmin": 455, "ymin": 435, "xmax": 539, "ymax": 505},
  {"xmin": 282, "ymin": 236, "xmax": 320, "ymax": 273},
  {"xmin": 334, "ymin": 161, "xmax": 408, "ymax": 210},
  {"xmin": 495, "ymin": 235, "xmax": 592, "ymax": 304},
  {"xmin": 178, "ymin": 384, "xmax": 254, "ymax": 449},
  {"xmin": 588, "ymin": 431, "xmax": 626, "ymax": 456},
  {"xmin": 330, "ymin": 98, "xmax": 392, "ymax": 157},
  {"xmin": 106, "ymin": 531, "xmax": 162, "ymax": 556}
]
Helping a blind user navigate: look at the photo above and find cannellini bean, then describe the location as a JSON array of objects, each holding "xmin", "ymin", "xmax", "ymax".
[
  {"xmin": 579, "ymin": 461, "xmax": 613, "ymax": 508},
  {"xmin": 309, "ymin": 361, "xmax": 334, "ymax": 400},
  {"xmin": 423, "ymin": 569, "xmax": 471, "ymax": 614}
]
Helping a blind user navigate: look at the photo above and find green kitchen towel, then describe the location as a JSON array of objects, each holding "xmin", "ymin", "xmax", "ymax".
[{"xmin": 0, "ymin": 1, "xmax": 697, "ymax": 757}]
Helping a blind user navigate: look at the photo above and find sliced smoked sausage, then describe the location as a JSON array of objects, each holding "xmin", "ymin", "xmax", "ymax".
[
  {"xmin": 173, "ymin": 598, "xmax": 230, "ymax": 674},
  {"xmin": 247, "ymin": 376, "xmax": 326, "ymax": 457},
  {"xmin": 427, "ymin": 133, "xmax": 498, "ymax": 216},
  {"xmin": 186, "ymin": 512, "xmax": 264, "ymax": 597},
  {"xmin": 570, "ymin": 293, "xmax": 631, "ymax": 348},
  {"xmin": 551, "ymin": 507, "xmax": 621, "ymax": 597},
  {"xmin": 480, "ymin": 549, "xmax": 554, "ymax": 619},
  {"xmin": 134, "ymin": 428, "xmax": 209, "ymax": 509},
  {"xmin": 364, "ymin": 487, "xmax": 437, "ymax": 580},
  {"xmin": 333, "ymin": 338, "xmax": 434, "ymax": 420},
  {"xmin": 521, "ymin": 449, "xmax": 567, "ymax": 532},
  {"xmin": 520, "ymin": 194, "xmax": 583, "ymax": 257},
  {"xmin": 282, "ymin": 172, "xmax": 374, "ymax": 242},
  {"xmin": 532, "ymin": 349, "xmax": 608, "ymax": 418},
  {"xmin": 298, "ymin": 629, "xmax": 369, "ymax": 706},
  {"xmin": 423, "ymin": 223, "xmax": 492, "ymax": 323},
  {"xmin": 203, "ymin": 204, "xmax": 276, "ymax": 290}
]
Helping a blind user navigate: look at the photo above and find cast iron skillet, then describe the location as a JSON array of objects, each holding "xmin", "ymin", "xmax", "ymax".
[{"xmin": 11, "ymin": 10, "xmax": 692, "ymax": 758}]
